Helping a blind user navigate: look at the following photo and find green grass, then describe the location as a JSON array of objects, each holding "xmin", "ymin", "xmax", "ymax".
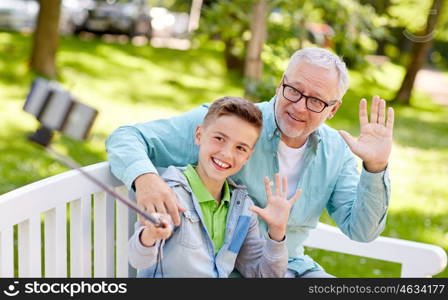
[
  {"xmin": 0, "ymin": 32, "xmax": 243, "ymax": 194},
  {"xmin": 1, "ymin": 32, "xmax": 447, "ymax": 277}
]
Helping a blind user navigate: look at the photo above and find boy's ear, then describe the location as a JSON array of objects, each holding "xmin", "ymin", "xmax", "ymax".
[{"xmin": 194, "ymin": 125, "xmax": 202, "ymax": 145}]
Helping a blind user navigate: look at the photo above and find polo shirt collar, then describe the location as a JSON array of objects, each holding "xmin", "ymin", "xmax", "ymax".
[{"xmin": 183, "ymin": 165, "xmax": 230, "ymax": 204}]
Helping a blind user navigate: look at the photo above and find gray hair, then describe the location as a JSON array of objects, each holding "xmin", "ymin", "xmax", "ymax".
[{"xmin": 285, "ymin": 47, "xmax": 349, "ymax": 100}]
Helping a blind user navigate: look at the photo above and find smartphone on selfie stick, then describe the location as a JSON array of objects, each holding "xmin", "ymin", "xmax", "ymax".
[{"xmin": 23, "ymin": 78, "xmax": 163, "ymax": 227}]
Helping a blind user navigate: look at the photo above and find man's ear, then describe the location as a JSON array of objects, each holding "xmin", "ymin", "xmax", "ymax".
[
  {"xmin": 194, "ymin": 125, "xmax": 202, "ymax": 145},
  {"xmin": 276, "ymin": 80, "xmax": 283, "ymax": 95},
  {"xmin": 328, "ymin": 101, "xmax": 342, "ymax": 120}
]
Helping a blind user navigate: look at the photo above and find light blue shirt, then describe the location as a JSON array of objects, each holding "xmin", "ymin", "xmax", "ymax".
[{"xmin": 106, "ymin": 96, "xmax": 391, "ymax": 276}]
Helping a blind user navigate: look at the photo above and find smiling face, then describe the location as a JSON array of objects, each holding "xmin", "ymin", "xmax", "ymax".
[
  {"xmin": 275, "ymin": 60, "xmax": 341, "ymax": 148},
  {"xmin": 194, "ymin": 114, "xmax": 260, "ymax": 187}
]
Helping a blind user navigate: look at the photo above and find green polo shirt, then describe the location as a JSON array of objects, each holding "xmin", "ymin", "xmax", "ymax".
[{"xmin": 183, "ymin": 165, "xmax": 230, "ymax": 254}]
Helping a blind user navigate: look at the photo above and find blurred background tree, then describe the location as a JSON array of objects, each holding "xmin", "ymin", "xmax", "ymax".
[
  {"xmin": 394, "ymin": 0, "xmax": 446, "ymax": 105},
  {"xmin": 194, "ymin": 0, "xmax": 448, "ymax": 104},
  {"xmin": 23, "ymin": 0, "xmax": 448, "ymax": 103},
  {"xmin": 244, "ymin": 0, "xmax": 267, "ymax": 98},
  {"xmin": 198, "ymin": 0, "xmax": 253, "ymax": 73},
  {"xmin": 30, "ymin": 0, "xmax": 61, "ymax": 78},
  {"xmin": 197, "ymin": 0, "xmax": 388, "ymax": 101}
]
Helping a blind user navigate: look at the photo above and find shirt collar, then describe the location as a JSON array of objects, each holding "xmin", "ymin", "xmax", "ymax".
[
  {"xmin": 267, "ymin": 95, "xmax": 322, "ymax": 149},
  {"xmin": 266, "ymin": 96, "xmax": 279, "ymax": 140},
  {"xmin": 183, "ymin": 165, "xmax": 230, "ymax": 204}
]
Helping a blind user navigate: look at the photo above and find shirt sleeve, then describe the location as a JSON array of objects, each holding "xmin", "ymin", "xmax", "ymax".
[
  {"xmin": 326, "ymin": 145, "xmax": 391, "ymax": 242},
  {"xmin": 127, "ymin": 221, "xmax": 165, "ymax": 270},
  {"xmin": 105, "ymin": 105, "xmax": 208, "ymax": 190},
  {"xmin": 235, "ymin": 208, "xmax": 288, "ymax": 278}
]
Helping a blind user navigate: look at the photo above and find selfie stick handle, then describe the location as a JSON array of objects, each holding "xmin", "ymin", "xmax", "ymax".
[{"xmin": 45, "ymin": 146, "xmax": 162, "ymax": 227}]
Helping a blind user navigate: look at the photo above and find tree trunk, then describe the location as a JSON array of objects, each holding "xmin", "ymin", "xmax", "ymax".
[
  {"xmin": 224, "ymin": 39, "xmax": 244, "ymax": 73},
  {"xmin": 30, "ymin": 0, "xmax": 61, "ymax": 79},
  {"xmin": 244, "ymin": 0, "xmax": 267, "ymax": 98},
  {"xmin": 188, "ymin": 0, "xmax": 203, "ymax": 32},
  {"xmin": 394, "ymin": 0, "xmax": 445, "ymax": 105},
  {"xmin": 298, "ymin": 18, "xmax": 306, "ymax": 50}
]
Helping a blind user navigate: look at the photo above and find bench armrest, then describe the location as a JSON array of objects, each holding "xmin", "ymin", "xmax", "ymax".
[{"xmin": 303, "ymin": 222, "xmax": 447, "ymax": 277}]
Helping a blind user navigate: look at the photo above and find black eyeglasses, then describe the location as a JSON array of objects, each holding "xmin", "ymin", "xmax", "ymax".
[{"xmin": 281, "ymin": 78, "xmax": 339, "ymax": 113}]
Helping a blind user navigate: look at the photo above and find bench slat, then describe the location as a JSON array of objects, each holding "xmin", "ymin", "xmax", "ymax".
[
  {"xmin": 116, "ymin": 186, "xmax": 129, "ymax": 277},
  {"xmin": 0, "ymin": 162, "xmax": 121, "ymax": 232},
  {"xmin": 18, "ymin": 216, "xmax": 42, "ymax": 277},
  {"xmin": 94, "ymin": 191, "xmax": 115, "ymax": 277},
  {"xmin": 70, "ymin": 196, "xmax": 92, "ymax": 277},
  {"xmin": 0, "ymin": 227, "xmax": 14, "ymax": 277},
  {"xmin": 44, "ymin": 204, "xmax": 67, "ymax": 277}
]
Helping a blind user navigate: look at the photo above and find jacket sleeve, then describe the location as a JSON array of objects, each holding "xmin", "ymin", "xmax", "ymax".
[
  {"xmin": 234, "ymin": 208, "xmax": 288, "ymax": 278},
  {"xmin": 105, "ymin": 105, "xmax": 208, "ymax": 190},
  {"xmin": 128, "ymin": 221, "xmax": 165, "ymax": 270},
  {"xmin": 326, "ymin": 144, "xmax": 391, "ymax": 242}
]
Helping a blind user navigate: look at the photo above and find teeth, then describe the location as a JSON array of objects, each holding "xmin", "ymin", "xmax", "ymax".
[{"xmin": 213, "ymin": 157, "xmax": 230, "ymax": 169}]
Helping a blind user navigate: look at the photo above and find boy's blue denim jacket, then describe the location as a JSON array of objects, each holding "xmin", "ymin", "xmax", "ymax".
[
  {"xmin": 107, "ymin": 96, "xmax": 391, "ymax": 276},
  {"xmin": 128, "ymin": 166, "xmax": 288, "ymax": 278}
]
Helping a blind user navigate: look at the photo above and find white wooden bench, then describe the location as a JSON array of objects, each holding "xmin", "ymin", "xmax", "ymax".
[{"xmin": 0, "ymin": 162, "xmax": 446, "ymax": 278}]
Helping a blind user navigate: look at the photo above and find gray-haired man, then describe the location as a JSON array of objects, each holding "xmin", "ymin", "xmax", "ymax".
[{"xmin": 106, "ymin": 47, "xmax": 394, "ymax": 277}]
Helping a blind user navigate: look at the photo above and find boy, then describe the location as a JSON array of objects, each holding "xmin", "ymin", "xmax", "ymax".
[{"xmin": 128, "ymin": 96, "xmax": 301, "ymax": 277}]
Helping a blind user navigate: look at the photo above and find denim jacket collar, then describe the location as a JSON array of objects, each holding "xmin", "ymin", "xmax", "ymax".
[{"xmin": 160, "ymin": 165, "xmax": 246, "ymax": 192}]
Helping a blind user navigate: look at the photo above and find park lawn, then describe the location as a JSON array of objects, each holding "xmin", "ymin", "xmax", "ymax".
[{"xmin": 0, "ymin": 32, "xmax": 447, "ymax": 277}]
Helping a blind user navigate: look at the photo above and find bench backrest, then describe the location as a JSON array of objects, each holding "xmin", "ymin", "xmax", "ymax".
[
  {"xmin": 0, "ymin": 162, "xmax": 133, "ymax": 278},
  {"xmin": 1, "ymin": 162, "xmax": 446, "ymax": 278}
]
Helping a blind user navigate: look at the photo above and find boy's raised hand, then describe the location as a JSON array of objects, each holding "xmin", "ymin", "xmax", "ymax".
[
  {"xmin": 250, "ymin": 174, "xmax": 301, "ymax": 242},
  {"xmin": 139, "ymin": 213, "xmax": 174, "ymax": 247}
]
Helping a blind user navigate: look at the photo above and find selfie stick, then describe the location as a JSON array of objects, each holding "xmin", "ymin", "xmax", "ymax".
[
  {"xmin": 28, "ymin": 127, "xmax": 162, "ymax": 227},
  {"xmin": 24, "ymin": 77, "xmax": 162, "ymax": 227},
  {"xmin": 46, "ymin": 145, "xmax": 163, "ymax": 227},
  {"xmin": 45, "ymin": 145, "xmax": 162, "ymax": 227}
]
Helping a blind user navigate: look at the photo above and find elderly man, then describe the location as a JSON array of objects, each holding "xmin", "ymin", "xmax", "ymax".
[{"xmin": 106, "ymin": 47, "xmax": 394, "ymax": 277}]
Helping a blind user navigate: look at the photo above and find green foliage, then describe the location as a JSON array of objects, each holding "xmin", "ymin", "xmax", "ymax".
[
  {"xmin": 318, "ymin": 0, "xmax": 388, "ymax": 67},
  {"xmin": 198, "ymin": 0, "xmax": 388, "ymax": 75},
  {"xmin": 148, "ymin": 0, "xmax": 191, "ymax": 12},
  {"xmin": 198, "ymin": 0, "xmax": 389, "ymax": 99},
  {"xmin": 243, "ymin": 74, "xmax": 278, "ymax": 102},
  {"xmin": 200, "ymin": 0, "xmax": 253, "ymax": 42},
  {"xmin": 0, "ymin": 32, "xmax": 243, "ymax": 195},
  {"xmin": 433, "ymin": 40, "xmax": 448, "ymax": 68},
  {"xmin": 197, "ymin": 0, "xmax": 254, "ymax": 72},
  {"xmin": 272, "ymin": 0, "xmax": 389, "ymax": 69},
  {"xmin": 383, "ymin": 0, "xmax": 448, "ymax": 66},
  {"xmin": 387, "ymin": 0, "xmax": 433, "ymax": 31},
  {"xmin": 363, "ymin": 0, "xmax": 448, "ymax": 61}
]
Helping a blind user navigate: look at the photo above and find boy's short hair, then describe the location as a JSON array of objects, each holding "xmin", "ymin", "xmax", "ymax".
[{"xmin": 204, "ymin": 96, "xmax": 263, "ymax": 132}]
